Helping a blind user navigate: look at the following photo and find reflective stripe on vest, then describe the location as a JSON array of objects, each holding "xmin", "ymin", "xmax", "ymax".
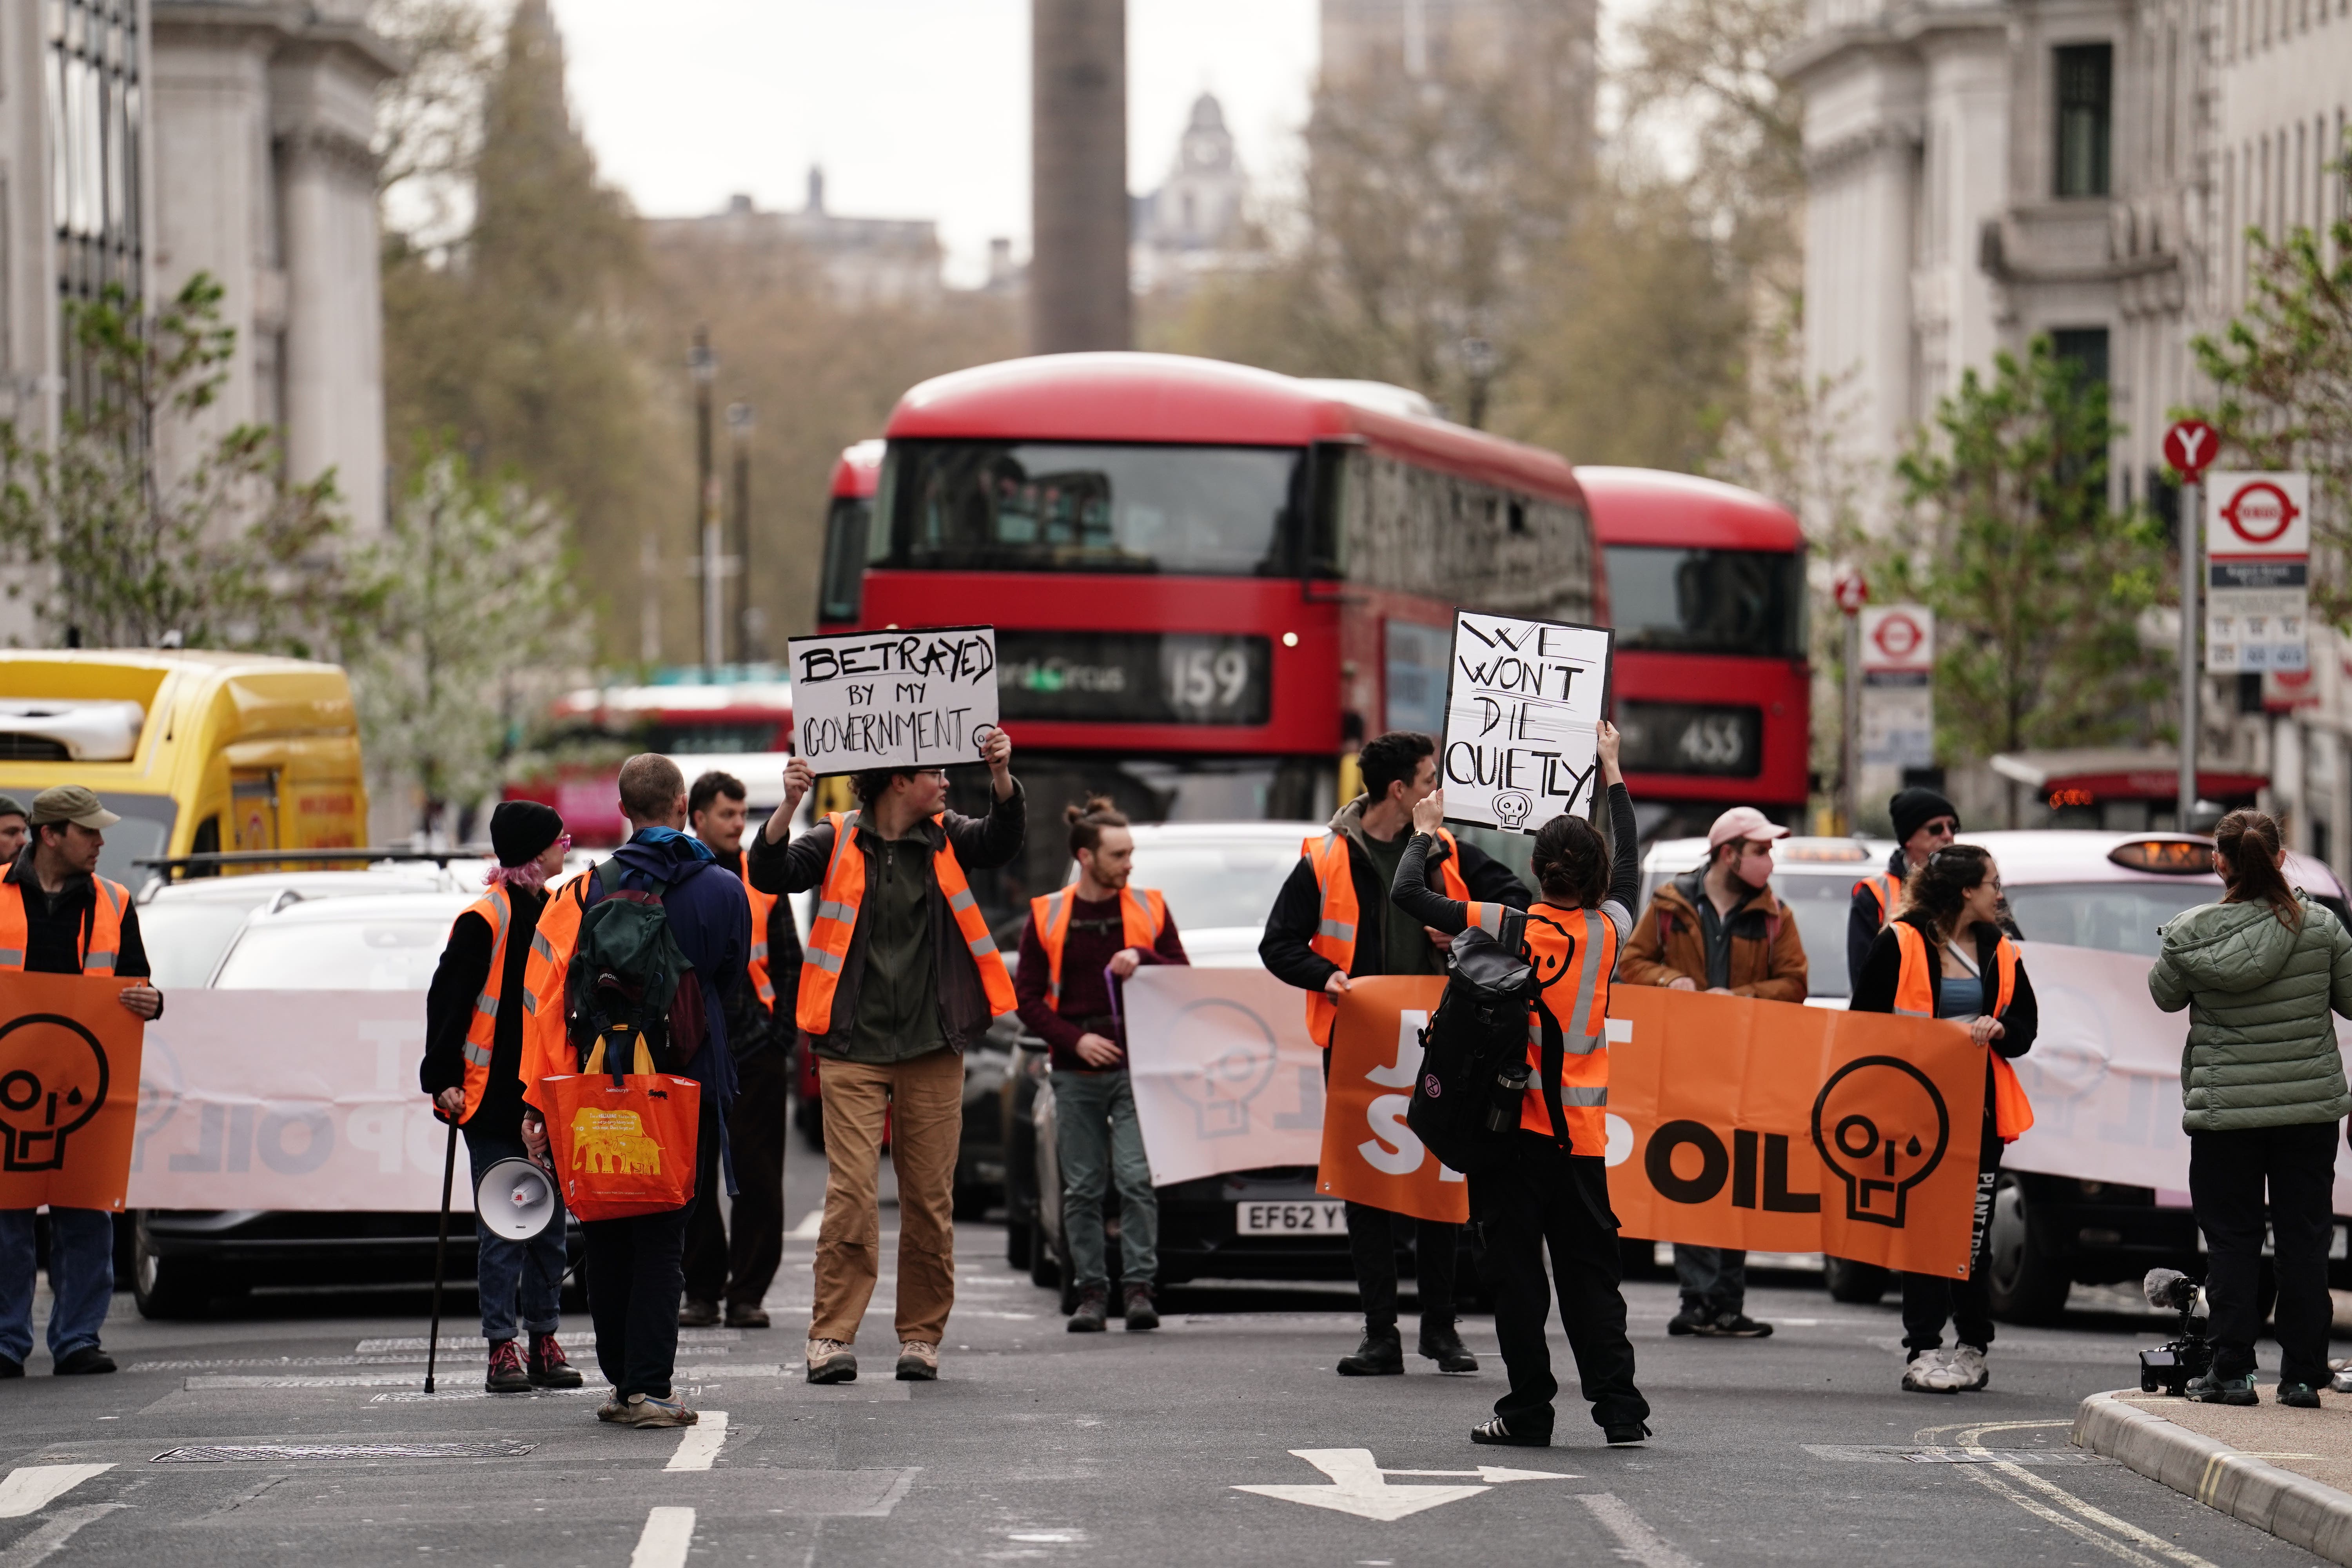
[
  {"xmin": 1029, "ymin": 885, "xmax": 1169, "ymax": 1010},
  {"xmin": 1301, "ymin": 823, "xmax": 1472, "ymax": 1048},
  {"xmin": 739, "ymin": 855, "xmax": 780, "ymax": 1009},
  {"xmin": 1518, "ymin": 905, "xmax": 1616, "ymax": 1146},
  {"xmin": 0, "ymin": 875, "xmax": 129, "ymax": 976},
  {"xmin": 1889, "ymin": 921, "xmax": 2034, "ymax": 1142},
  {"xmin": 1855, "ymin": 873, "xmax": 1903, "ymax": 927},
  {"xmin": 796, "ymin": 810, "xmax": 1017, "ymax": 1036},
  {"xmin": 448, "ymin": 886, "xmax": 512, "ymax": 1124}
]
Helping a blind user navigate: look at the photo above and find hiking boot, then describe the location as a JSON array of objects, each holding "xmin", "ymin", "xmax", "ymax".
[
  {"xmin": 1943, "ymin": 1344, "xmax": 1989, "ymax": 1392},
  {"xmin": 52, "ymin": 1346, "xmax": 114, "ymax": 1376},
  {"xmin": 528, "ymin": 1332, "xmax": 583, "ymax": 1389},
  {"xmin": 596, "ymin": 1393, "xmax": 630, "ymax": 1423},
  {"xmin": 2186, "ymin": 1371, "xmax": 2259, "ymax": 1406},
  {"xmin": 804, "ymin": 1338, "xmax": 857, "ymax": 1385},
  {"xmin": 896, "ymin": 1341, "xmax": 940, "ymax": 1381},
  {"xmin": 626, "ymin": 1392, "xmax": 699, "ymax": 1428},
  {"xmin": 1471, "ymin": 1415, "xmax": 1548, "ymax": 1447},
  {"xmin": 725, "ymin": 1301, "xmax": 771, "ymax": 1329},
  {"xmin": 1419, "ymin": 1321, "xmax": 1478, "ymax": 1373},
  {"xmin": 1711, "ymin": 1312, "xmax": 1773, "ymax": 1339},
  {"xmin": 1605, "ymin": 1423, "xmax": 1653, "ymax": 1447},
  {"xmin": 485, "ymin": 1339, "xmax": 532, "ymax": 1393},
  {"xmin": 1902, "ymin": 1349, "xmax": 1965, "ymax": 1394},
  {"xmin": 2278, "ymin": 1381, "xmax": 2323, "ymax": 1409},
  {"xmin": 1336, "ymin": 1328, "xmax": 1404, "ymax": 1376},
  {"xmin": 1666, "ymin": 1303, "xmax": 1712, "ymax": 1337},
  {"xmin": 1067, "ymin": 1287, "xmax": 1110, "ymax": 1333},
  {"xmin": 677, "ymin": 1298, "xmax": 720, "ymax": 1328},
  {"xmin": 1123, "ymin": 1284, "xmax": 1160, "ymax": 1332}
]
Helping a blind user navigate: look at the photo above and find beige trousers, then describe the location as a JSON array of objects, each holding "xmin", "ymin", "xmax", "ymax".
[{"xmin": 809, "ymin": 1047, "xmax": 962, "ymax": 1344}]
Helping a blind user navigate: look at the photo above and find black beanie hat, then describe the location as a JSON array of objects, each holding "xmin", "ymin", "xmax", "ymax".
[
  {"xmin": 1888, "ymin": 786, "xmax": 1960, "ymax": 846},
  {"xmin": 490, "ymin": 800, "xmax": 565, "ymax": 867}
]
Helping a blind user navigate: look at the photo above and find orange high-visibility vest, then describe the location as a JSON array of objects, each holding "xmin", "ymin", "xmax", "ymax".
[
  {"xmin": 1028, "ymin": 885, "xmax": 1169, "ymax": 1010},
  {"xmin": 518, "ymin": 872, "xmax": 593, "ymax": 1119},
  {"xmin": 1518, "ymin": 905, "xmax": 1616, "ymax": 1150},
  {"xmin": 797, "ymin": 810, "xmax": 1016, "ymax": 1036},
  {"xmin": 1855, "ymin": 871, "xmax": 1904, "ymax": 927},
  {"xmin": 1301, "ymin": 825, "xmax": 1474, "ymax": 1047},
  {"xmin": 0, "ymin": 875, "xmax": 128, "ymax": 975},
  {"xmin": 735, "ymin": 852, "xmax": 780, "ymax": 1012},
  {"xmin": 1891, "ymin": 920, "xmax": 2035, "ymax": 1142},
  {"xmin": 450, "ymin": 886, "xmax": 513, "ymax": 1125}
]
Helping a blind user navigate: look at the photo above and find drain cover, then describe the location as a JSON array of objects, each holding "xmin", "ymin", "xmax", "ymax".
[{"xmin": 152, "ymin": 1441, "xmax": 537, "ymax": 1463}]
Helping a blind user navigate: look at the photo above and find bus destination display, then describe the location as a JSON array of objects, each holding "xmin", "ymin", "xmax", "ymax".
[
  {"xmin": 787, "ymin": 624, "xmax": 1000, "ymax": 774},
  {"xmin": 996, "ymin": 631, "xmax": 1271, "ymax": 727},
  {"xmin": 1440, "ymin": 610, "xmax": 1612, "ymax": 834}
]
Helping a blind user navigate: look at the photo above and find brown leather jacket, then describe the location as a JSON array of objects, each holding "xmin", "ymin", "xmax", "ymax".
[{"xmin": 1619, "ymin": 869, "xmax": 1809, "ymax": 1003}]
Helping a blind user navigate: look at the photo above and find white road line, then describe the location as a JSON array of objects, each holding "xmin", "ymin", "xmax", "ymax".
[
  {"xmin": 0, "ymin": 1466, "xmax": 114, "ymax": 1520},
  {"xmin": 666, "ymin": 1411, "xmax": 729, "ymax": 1472},
  {"xmin": 630, "ymin": 1506, "xmax": 696, "ymax": 1568},
  {"xmin": 0, "ymin": 1503, "xmax": 123, "ymax": 1567},
  {"xmin": 1912, "ymin": 1419, "xmax": 2218, "ymax": 1568},
  {"xmin": 1576, "ymin": 1493, "xmax": 1702, "ymax": 1568},
  {"xmin": 787, "ymin": 1211, "xmax": 824, "ymax": 1238}
]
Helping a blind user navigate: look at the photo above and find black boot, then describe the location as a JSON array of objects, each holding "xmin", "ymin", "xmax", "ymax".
[
  {"xmin": 1418, "ymin": 1320, "xmax": 1478, "ymax": 1373},
  {"xmin": 1337, "ymin": 1327, "xmax": 1404, "ymax": 1376},
  {"xmin": 1123, "ymin": 1283, "xmax": 1160, "ymax": 1331}
]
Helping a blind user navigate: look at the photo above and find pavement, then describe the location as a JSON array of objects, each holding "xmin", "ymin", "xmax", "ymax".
[{"xmin": 4, "ymin": 1136, "xmax": 2349, "ymax": 1566}]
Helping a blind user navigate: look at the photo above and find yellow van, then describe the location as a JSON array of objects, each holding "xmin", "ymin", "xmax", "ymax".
[{"xmin": 0, "ymin": 651, "xmax": 368, "ymax": 884}]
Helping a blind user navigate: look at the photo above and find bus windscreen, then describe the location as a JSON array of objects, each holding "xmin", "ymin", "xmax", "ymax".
[
  {"xmin": 878, "ymin": 441, "xmax": 1306, "ymax": 576},
  {"xmin": 1603, "ymin": 545, "xmax": 1805, "ymax": 657}
]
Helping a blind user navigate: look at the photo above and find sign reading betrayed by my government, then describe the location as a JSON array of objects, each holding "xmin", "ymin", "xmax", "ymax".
[
  {"xmin": 788, "ymin": 624, "xmax": 1000, "ymax": 774},
  {"xmin": 1440, "ymin": 610, "xmax": 1612, "ymax": 833}
]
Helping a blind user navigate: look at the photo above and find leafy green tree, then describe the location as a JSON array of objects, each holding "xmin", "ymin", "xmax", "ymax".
[
  {"xmin": 1883, "ymin": 337, "xmax": 2166, "ymax": 822},
  {"xmin": 0, "ymin": 274, "xmax": 344, "ymax": 650}
]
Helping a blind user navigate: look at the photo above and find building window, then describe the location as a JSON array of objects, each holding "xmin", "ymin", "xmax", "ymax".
[
  {"xmin": 2051, "ymin": 327, "xmax": 2110, "ymax": 388},
  {"xmin": 44, "ymin": 0, "xmax": 145, "ymax": 411},
  {"xmin": 2054, "ymin": 44, "xmax": 2113, "ymax": 198}
]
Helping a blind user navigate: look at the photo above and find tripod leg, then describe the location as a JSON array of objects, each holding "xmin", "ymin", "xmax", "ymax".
[{"xmin": 425, "ymin": 1116, "xmax": 459, "ymax": 1393}]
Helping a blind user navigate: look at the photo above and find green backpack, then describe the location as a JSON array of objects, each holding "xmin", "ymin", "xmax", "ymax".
[{"xmin": 565, "ymin": 862, "xmax": 706, "ymax": 1074}]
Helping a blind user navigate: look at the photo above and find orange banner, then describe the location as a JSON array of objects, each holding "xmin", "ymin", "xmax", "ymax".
[
  {"xmin": 1316, "ymin": 977, "xmax": 1467, "ymax": 1224},
  {"xmin": 0, "ymin": 973, "xmax": 144, "ymax": 1212}
]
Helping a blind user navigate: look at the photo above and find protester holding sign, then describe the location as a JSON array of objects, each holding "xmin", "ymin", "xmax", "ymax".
[
  {"xmin": 1846, "ymin": 787, "xmax": 1960, "ymax": 988},
  {"xmin": 2149, "ymin": 810, "xmax": 2352, "ymax": 1409},
  {"xmin": 419, "ymin": 801, "xmax": 584, "ymax": 1395},
  {"xmin": 1260, "ymin": 731, "xmax": 1531, "ymax": 1379},
  {"xmin": 1850, "ymin": 844, "xmax": 2037, "ymax": 1395},
  {"xmin": 0, "ymin": 786, "xmax": 163, "ymax": 1379},
  {"xmin": 753, "ymin": 730, "xmax": 1023, "ymax": 1387},
  {"xmin": 1390, "ymin": 722, "xmax": 1651, "ymax": 1448}
]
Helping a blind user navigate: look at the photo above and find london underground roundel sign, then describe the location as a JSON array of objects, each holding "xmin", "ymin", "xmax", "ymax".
[{"xmin": 2219, "ymin": 480, "xmax": 2299, "ymax": 546}]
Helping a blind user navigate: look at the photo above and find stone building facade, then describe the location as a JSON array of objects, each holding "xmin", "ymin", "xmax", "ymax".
[
  {"xmin": 1131, "ymin": 93, "xmax": 1255, "ymax": 296},
  {"xmin": 644, "ymin": 168, "xmax": 945, "ymax": 307}
]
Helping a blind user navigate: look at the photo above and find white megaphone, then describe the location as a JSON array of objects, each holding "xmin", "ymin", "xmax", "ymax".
[{"xmin": 476, "ymin": 1157, "xmax": 557, "ymax": 1241}]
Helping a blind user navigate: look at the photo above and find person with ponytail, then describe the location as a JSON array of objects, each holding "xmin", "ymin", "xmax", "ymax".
[
  {"xmin": 1850, "ymin": 842, "xmax": 2038, "ymax": 1395},
  {"xmin": 1390, "ymin": 720, "xmax": 1652, "ymax": 1448},
  {"xmin": 2149, "ymin": 809, "xmax": 2352, "ymax": 1408}
]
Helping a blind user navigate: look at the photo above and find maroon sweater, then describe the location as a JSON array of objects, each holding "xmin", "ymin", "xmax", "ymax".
[{"xmin": 1013, "ymin": 890, "xmax": 1190, "ymax": 1071}]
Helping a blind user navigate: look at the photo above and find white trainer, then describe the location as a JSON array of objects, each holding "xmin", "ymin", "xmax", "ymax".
[
  {"xmin": 1901, "ymin": 1348, "xmax": 1960, "ymax": 1394},
  {"xmin": 1943, "ymin": 1345, "xmax": 1989, "ymax": 1391}
]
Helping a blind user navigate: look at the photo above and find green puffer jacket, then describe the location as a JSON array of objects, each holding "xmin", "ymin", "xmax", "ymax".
[{"xmin": 2148, "ymin": 893, "xmax": 2352, "ymax": 1132}]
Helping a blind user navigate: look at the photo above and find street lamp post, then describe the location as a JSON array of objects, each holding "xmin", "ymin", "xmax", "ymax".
[
  {"xmin": 1459, "ymin": 335, "xmax": 1495, "ymax": 430},
  {"xmin": 690, "ymin": 328, "xmax": 721, "ymax": 676},
  {"xmin": 728, "ymin": 402, "xmax": 756, "ymax": 662}
]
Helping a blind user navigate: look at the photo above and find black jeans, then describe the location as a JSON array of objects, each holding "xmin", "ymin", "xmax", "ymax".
[
  {"xmin": 1470, "ymin": 1132, "xmax": 1648, "ymax": 1436},
  {"xmin": 1901, "ymin": 1121, "xmax": 2002, "ymax": 1358},
  {"xmin": 585, "ymin": 1097, "xmax": 722, "ymax": 1399},
  {"xmin": 1345, "ymin": 1203, "xmax": 1459, "ymax": 1335},
  {"xmin": 684, "ymin": 1046, "xmax": 788, "ymax": 1308},
  {"xmin": 2192, "ymin": 1121, "xmax": 2339, "ymax": 1386}
]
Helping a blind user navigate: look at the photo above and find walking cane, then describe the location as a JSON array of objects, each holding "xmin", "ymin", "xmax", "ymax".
[{"xmin": 424, "ymin": 1113, "xmax": 459, "ymax": 1394}]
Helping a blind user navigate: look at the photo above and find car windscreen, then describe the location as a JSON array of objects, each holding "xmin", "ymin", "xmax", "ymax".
[
  {"xmin": 1633, "ymin": 864, "xmax": 1859, "ymax": 998},
  {"xmin": 2005, "ymin": 880, "xmax": 2217, "ymax": 958},
  {"xmin": 1125, "ymin": 841, "xmax": 1303, "ymax": 931},
  {"xmin": 212, "ymin": 914, "xmax": 456, "ymax": 990},
  {"xmin": 138, "ymin": 895, "xmax": 276, "ymax": 989}
]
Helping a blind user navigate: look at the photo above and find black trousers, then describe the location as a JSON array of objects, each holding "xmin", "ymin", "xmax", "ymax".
[
  {"xmin": 1470, "ymin": 1132, "xmax": 1648, "ymax": 1436},
  {"xmin": 684, "ymin": 1047, "xmax": 788, "ymax": 1308},
  {"xmin": 585, "ymin": 1097, "xmax": 721, "ymax": 1399},
  {"xmin": 2192, "ymin": 1121, "xmax": 2339, "ymax": 1386},
  {"xmin": 1345, "ymin": 1203, "xmax": 1458, "ymax": 1334},
  {"xmin": 1900, "ymin": 1121, "xmax": 2002, "ymax": 1358}
]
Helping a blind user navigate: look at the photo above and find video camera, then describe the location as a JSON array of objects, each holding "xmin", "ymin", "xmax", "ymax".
[{"xmin": 2137, "ymin": 1267, "xmax": 2212, "ymax": 1396}]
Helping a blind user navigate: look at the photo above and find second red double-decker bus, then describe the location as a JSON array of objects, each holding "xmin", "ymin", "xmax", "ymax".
[
  {"xmin": 1574, "ymin": 467, "xmax": 1809, "ymax": 840},
  {"xmin": 815, "ymin": 353, "xmax": 1606, "ymax": 929}
]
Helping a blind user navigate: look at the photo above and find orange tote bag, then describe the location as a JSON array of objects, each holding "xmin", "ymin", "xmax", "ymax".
[{"xmin": 540, "ymin": 1037, "xmax": 701, "ymax": 1222}]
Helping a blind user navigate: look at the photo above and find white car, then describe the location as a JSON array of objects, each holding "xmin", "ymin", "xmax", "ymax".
[{"xmin": 138, "ymin": 868, "xmax": 466, "ymax": 992}]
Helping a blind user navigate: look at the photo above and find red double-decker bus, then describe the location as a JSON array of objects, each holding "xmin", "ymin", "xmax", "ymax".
[
  {"xmin": 1573, "ymin": 467, "xmax": 1809, "ymax": 840},
  {"xmin": 814, "ymin": 353, "xmax": 1606, "ymax": 928}
]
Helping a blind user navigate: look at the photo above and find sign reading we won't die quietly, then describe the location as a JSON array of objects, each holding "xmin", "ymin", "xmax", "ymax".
[
  {"xmin": 2206, "ymin": 472, "xmax": 2311, "ymax": 673},
  {"xmin": 787, "ymin": 624, "xmax": 1000, "ymax": 775},
  {"xmin": 1440, "ymin": 611, "xmax": 1612, "ymax": 833}
]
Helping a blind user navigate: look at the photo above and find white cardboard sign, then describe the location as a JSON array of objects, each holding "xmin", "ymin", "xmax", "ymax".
[
  {"xmin": 1439, "ymin": 610, "xmax": 1612, "ymax": 833},
  {"xmin": 786, "ymin": 624, "xmax": 1000, "ymax": 774}
]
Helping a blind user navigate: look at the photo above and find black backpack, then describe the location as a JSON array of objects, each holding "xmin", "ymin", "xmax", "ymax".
[
  {"xmin": 565, "ymin": 861, "xmax": 708, "ymax": 1074},
  {"xmin": 1406, "ymin": 911, "xmax": 1573, "ymax": 1173}
]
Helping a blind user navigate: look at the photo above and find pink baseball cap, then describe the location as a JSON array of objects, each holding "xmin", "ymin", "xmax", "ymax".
[{"xmin": 1707, "ymin": 806, "xmax": 1791, "ymax": 850}]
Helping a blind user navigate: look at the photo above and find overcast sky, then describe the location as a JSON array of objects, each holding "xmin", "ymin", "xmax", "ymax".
[{"xmin": 546, "ymin": 0, "xmax": 1322, "ymax": 287}]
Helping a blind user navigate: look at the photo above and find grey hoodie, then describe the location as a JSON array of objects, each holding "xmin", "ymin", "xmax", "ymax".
[{"xmin": 2149, "ymin": 893, "xmax": 2352, "ymax": 1132}]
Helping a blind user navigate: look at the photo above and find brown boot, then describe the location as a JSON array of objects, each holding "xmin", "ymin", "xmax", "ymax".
[{"xmin": 1123, "ymin": 1283, "xmax": 1160, "ymax": 1331}]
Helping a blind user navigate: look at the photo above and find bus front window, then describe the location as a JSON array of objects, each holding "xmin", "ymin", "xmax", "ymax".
[
  {"xmin": 818, "ymin": 496, "xmax": 872, "ymax": 622},
  {"xmin": 1604, "ymin": 545, "xmax": 1806, "ymax": 658}
]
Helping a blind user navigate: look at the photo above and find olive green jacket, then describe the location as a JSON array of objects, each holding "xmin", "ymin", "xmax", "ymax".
[{"xmin": 2148, "ymin": 893, "xmax": 2352, "ymax": 1132}]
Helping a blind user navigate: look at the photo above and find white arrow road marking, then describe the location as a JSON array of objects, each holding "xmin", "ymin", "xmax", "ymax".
[
  {"xmin": 1577, "ymin": 1493, "xmax": 1702, "ymax": 1568},
  {"xmin": 0, "ymin": 1503, "xmax": 124, "ymax": 1568},
  {"xmin": 1232, "ymin": 1450, "xmax": 1492, "ymax": 1521},
  {"xmin": 1382, "ymin": 1466, "xmax": 1577, "ymax": 1483},
  {"xmin": 0, "ymin": 1466, "xmax": 113, "ymax": 1520},
  {"xmin": 630, "ymin": 1506, "xmax": 696, "ymax": 1568},
  {"xmin": 665, "ymin": 1410, "xmax": 728, "ymax": 1472}
]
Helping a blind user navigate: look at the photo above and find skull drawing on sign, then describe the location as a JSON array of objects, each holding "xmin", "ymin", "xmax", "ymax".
[
  {"xmin": 1165, "ymin": 999, "xmax": 1281, "ymax": 1138},
  {"xmin": 0, "ymin": 1013, "xmax": 111, "ymax": 1174},
  {"xmin": 1492, "ymin": 789, "xmax": 1535, "ymax": 831},
  {"xmin": 1809, "ymin": 1055, "xmax": 1949, "ymax": 1227}
]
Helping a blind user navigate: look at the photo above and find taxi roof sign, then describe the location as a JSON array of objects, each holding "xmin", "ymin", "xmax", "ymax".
[{"xmin": 2107, "ymin": 838, "xmax": 2212, "ymax": 875}]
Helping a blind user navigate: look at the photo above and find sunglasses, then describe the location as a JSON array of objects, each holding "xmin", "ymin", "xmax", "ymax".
[
  {"xmin": 1921, "ymin": 818, "xmax": 1958, "ymax": 837},
  {"xmin": 555, "ymin": 833, "xmax": 573, "ymax": 853}
]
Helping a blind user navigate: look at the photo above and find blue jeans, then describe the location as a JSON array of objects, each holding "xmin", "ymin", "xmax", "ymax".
[
  {"xmin": 465, "ymin": 1124, "xmax": 568, "ymax": 1342},
  {"xmin": 0, "ymin": 1208, "xmax": 115, "ymax": 1364},
  {"xmin": 1674, "ymin": 1244, "xmax": 1747, "ymax": 1315},
  {"xmin": 1052, "ymin": 1070, "xmax": 1157, "ymax": 1290}
]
